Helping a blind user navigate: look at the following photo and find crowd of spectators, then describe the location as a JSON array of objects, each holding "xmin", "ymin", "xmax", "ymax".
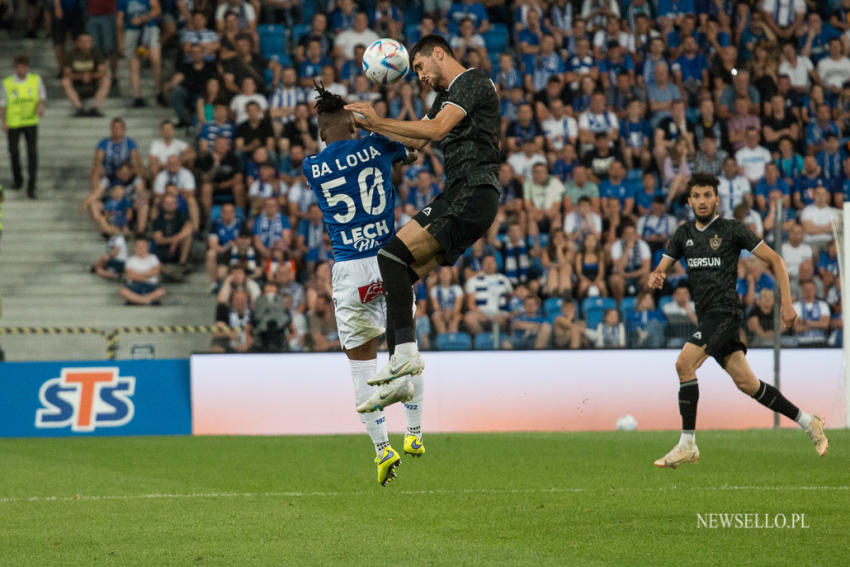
[{"xmin": 58, "ymin": 0, "xmax": 847, "ymax": 351}]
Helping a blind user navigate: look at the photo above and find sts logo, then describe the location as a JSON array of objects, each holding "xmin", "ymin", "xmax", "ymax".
[{"xmin": 35, "ymin": 367, "xmax": 135, "ymax": 432}]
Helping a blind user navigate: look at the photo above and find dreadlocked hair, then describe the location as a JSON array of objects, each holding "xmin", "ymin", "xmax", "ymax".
[{"xmin": 313, "ymin": 80, "xmax": 346, "ymax": 115}]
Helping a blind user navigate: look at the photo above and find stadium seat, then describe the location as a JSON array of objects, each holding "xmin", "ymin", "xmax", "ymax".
[
  {"xmin": 658, "ymin": 295, "xmax": 674, "ymax": 310},
  {"xmin": 291, "ymin": 23, "xmax": 312, "ymax": 48},
  {"xmin": 405, "ymin": 23, "xmax": 420, "ymax": 43},
  {"xmin": 585, "ymin": 307, "xmax": 607, "ymax": 329},
  {"xmin": 482, "ymin": 24, "xmax": 509, "ymax": 53},
  {"xmin": 474, "ymin": 332, "xmax": 509, "ymax": 350},
  {"xmin": 543, "ymin": 297, "xmax": 563, "ymax": 319},
  {"xmin": 581, "ymin": 297, "xmax": 617, "ymax": 316},
  {"xmin": 619, "ymin": 296, "xmax": 637, "ymax": 317},
  {"xmin": 258, "ymin": 24, "xmax": 287, "ymax": 60},
  {"xmin": 302, "ymin": 1, "xmax": 316, "ymax": 21},
  {"xmin": 435, "ymin": 332, "xmax": 473, "ymax": 351}
]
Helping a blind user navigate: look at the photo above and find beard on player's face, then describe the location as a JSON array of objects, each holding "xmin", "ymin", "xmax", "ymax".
[{"xmin": 692, "ymin": 199, "xmax": 718, "ymax": 223}]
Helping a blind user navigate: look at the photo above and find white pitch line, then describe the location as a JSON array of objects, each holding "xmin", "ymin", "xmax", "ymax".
[{"xmin": 1, "ymin": 485, "xmax": 848, "ymax": 504}]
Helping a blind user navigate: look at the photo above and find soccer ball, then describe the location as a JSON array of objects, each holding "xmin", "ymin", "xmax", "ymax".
[
  {"xmin": 616, "ymin": 414, "xmax": 638, "ymax": 431},
  {"xmin": 362, "ymin": 38, "xmax": 410, "ymax": 86}
]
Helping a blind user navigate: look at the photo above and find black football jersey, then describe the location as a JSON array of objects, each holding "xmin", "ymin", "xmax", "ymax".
[
  {"xmin": 664, "ymin": 216, "xmax": 763, "ymax": 318},
  {"xmin": 426, "ymin": 68, "xmax": 501, "ymax": 189}
]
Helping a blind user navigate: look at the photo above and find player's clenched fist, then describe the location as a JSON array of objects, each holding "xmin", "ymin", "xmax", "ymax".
[{"xmin": 648, "ymin": 270, "xmax": 666, "ymax": 290}]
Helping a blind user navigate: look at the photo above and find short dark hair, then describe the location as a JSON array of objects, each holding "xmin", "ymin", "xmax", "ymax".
[
  {"xmin": 686, "ymin": 173, "xmax": 720, "ymax": 196},
  {"xmin": 13, "ymin": 55, "xmax": 29, "ymax": 66},
  {"xmin": 409, "ymin": 34, "xmax": 455, "ymax": 68}
]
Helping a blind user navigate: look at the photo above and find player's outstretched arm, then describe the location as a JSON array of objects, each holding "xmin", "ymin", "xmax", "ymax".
[
  {"xmin": 648, "ymin": 256, "xmax": 675, "ymax": 290},
  {"xmin": 752, "ymin": 243, "xmax": 796, "ymax": 329},
  {"xmin": 344, "ymin": 101, "xmax": 465, "ymax": 145}
]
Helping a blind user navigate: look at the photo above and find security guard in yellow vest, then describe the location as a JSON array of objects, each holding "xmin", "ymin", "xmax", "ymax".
[{"xmin": 0, "ymin": 55, "xmax": 46, "ymax": 199}]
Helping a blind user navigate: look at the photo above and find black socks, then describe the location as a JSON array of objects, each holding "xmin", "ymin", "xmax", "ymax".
[
  {"xmin": 752, "ymin": 380, "xmax": 801, "ymax": 421},
  {"xmin": 679, "ymin": 379, "xmax": 699, "ymax": 431}
]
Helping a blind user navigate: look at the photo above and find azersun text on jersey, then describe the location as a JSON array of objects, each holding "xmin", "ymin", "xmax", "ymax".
[
  {"xmin": 663, "ymin": 216, "xmax": 763, "ymax": 318},
  {"xmin": 302, "ymin": 133, "xmax": 407, "ymax": 261}
]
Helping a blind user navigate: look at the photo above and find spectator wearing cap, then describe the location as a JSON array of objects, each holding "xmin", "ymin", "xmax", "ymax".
[
  {"xmin": 62, "ymin": 34, "xmax": 111, "ymax": 118},
  {"xmin": 120, "ymin": 240, "xmax": 167, "ymax": 305},
  {"xmin": 1, "ymin": 54, "xmax": 45, "ymax": 199}
]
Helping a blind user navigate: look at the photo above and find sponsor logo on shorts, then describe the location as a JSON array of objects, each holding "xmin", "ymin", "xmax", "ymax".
[
  {"xmin": 358, "ymin": 281, "xmax": 385, "ymax": 303},
  {"xmin": 692, "ymin": 331, "xmax": 702, "ymax": 339},
  {"xmin": 422, "ymin": 207, "xmax": 432, "ymax": 216}
]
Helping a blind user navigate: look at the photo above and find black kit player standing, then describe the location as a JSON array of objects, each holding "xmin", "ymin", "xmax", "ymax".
[
  {"xmin": 345, "ymin": 35, "xmax": 501, "ymax": 410},
  {"xmin": 648, "ymin": 173, "xmax": 829, "ymax": 468}
]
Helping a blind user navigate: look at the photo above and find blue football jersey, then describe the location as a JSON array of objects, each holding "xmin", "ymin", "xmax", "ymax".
[{"xmin": 302, "ymin": 134, "xmax": 407, "ymax": 261}]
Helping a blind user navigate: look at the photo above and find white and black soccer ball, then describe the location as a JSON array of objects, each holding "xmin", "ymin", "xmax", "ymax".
[
  {"xmin": 616, "ymin": 414, "xmax": 638, "ymax": 431},
  {"xmin": 362, "ymin": 38, "xmax": 410, "ymax": 86}
]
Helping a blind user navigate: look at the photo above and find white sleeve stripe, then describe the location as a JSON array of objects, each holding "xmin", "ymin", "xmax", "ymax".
[
  {"xmin": 662, "ymin": 253, "xmax": 677, "ymax": 261},
  {"xmin": 750, "ymin": 240, "xmax": 765, "ymax": 253},
  {"xmin": 440, "ymin": 101, "xmax": 468, "ymax": 116}
]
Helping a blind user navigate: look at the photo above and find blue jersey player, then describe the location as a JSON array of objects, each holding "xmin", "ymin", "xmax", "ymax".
[{"xmin": 302, "ymin": 85, "xmax": 425, "ymax": 486}]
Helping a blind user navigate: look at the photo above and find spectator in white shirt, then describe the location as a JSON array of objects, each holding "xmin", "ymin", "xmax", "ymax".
[
  {"xmin": 800, "ymin": 185, "xmax": 841, "ymax": 249},
  {"xmin": 541, "ymin": 98, "xmax": 579, "ymax": 154},
  {"xmin": 609, "ymin": 222, "xmax": 651, "ymax": 301},
  {"xmin": 334, "ymin": 13, "xmax": 379, "ymax": 59},
  {"xmin": 120, "ymin": 240, "xmax": 167, "ymax": 305},
  {"xmin": 792, "ymin": 280, "xmax": 831, "ymax": 345},
  {"xmin": 149, "ymin": 120, "xmax": 195, "ymax": 176},
  {"xmin": 464, "ymin": 255, "xmax": 513, "ymax": 335},
  {"xmin": 524, "ymin": 163, "xmax": 566, "ymax": 231},
  {"xmin": 781, "ymin": 223, "xmax": 814, "ymax": 278},
  {"xmin": 735, "ymin": 127, "xmax": 772, "ymax": 186},
  {"xmin": 718, "ymin": 156, "xmax": 752, "ymax": 218},
  {"xmin": 816, "ymin": 37, "xmax": 850, "ymax": 97},
  {"xmin": 153, "ymin": 154, "xmax": 199, "ymax": 230},
  {"xmin": 229, "ymin": 77, "xmax": 268, "ymax": 125},
  {"xmin": 762, "ymin": 0, "xmax": 806, "ymax": 40},
  {"xmin": 563, "ymin": 196, "xmax": 602, "ymax": 245},
  {"xmin": 778, "ymin": 41, "xmax": 814, "ymax": 92},
  {"xmin": 507, "ymin": 139, "xmax": 547, "ymax": 181}
]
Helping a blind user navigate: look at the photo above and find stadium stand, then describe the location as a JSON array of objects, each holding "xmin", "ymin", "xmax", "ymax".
[{"xmin": 0, "ymin": 0, "xmax": 844, "ymax": 360}]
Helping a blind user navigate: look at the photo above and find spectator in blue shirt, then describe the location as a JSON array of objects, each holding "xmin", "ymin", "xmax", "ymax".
[
  {"xmin": 296, "ymin": 203, "xmax": 326, "ymax": 271},
  {"xmin": 330, "ymin": 0, "xmax": 357, "ymax": 33},
  {"xmin": 447, "ymin": 0, "xmax": 489, "ymax": 34},
  {"xmin": 816, "ymin": 134, "xmax": 844, "ymax": 193},
  {"xmin": 198, "ymin": 104, "xmax": 235, "ymax": 155},
  {"xmin": 522, "ymin": 35, "xmax": 565, "ymax": 93},
  {"xmin": 793, "ymin": 155, "xmax": 828, "ymax": 209},
  {"xmin": 510, "ymin": 295, "xmax": 552, "ymax": 349},
  {"xmin": 805, "ymin": 103, "xmax": 841, "ymax": 154},
  {"xmin": 672, "ymin": 35, "xmax": 709, "ymax": 106},
  {"xmin": 206, "ymin": 202, "xmax": 243, "ymax": 289},
  {"xmin": 253, "ymin": 197, "xmax": 291, "ymax": 261},
  {"xmin": 405, "ymin": 171, "xmax": 441, "ymax": 217},
  {"xmin": 494, "ymin": 52, "xmax": 523, "ymax": 91},
  {"xmin": 754, "ymin": 162, "xmax": 790, "ymax": 211},
  {"xmin": 799, "ymin": 12, "xmax": 840, "ymax": 65},
  {"xmin": 626, "ymin": 290, "xmax": 665, "ymax": 348}
]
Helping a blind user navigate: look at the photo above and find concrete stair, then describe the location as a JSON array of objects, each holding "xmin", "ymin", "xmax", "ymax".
[{"xmin": 0, "ymin": 37, "xmax": 216, "ymax": 360}]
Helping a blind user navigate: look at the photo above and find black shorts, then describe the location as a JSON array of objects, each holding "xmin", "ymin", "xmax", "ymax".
[
  {"xmin": 411, "ymin": 182, "xmax": 499, "ymax": 265},
  {"xmin": 687, "ymin": 311, "xmax": 747, "ymax": 365}
]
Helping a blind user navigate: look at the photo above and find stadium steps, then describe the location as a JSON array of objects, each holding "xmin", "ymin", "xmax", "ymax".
[{"xmin": 0, "ymin": 38, "xmax": 216, "ymax": 359}]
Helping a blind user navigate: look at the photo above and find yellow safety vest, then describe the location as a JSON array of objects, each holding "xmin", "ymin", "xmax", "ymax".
[{"xmin": 3, "ymin": 74, "xmax": 41, "ymax": 128}]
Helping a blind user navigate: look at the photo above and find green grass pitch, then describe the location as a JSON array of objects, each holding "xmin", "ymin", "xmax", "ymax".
[{"xmin": 1, "ymin": 430, "xmax": 848, "ymax": 566}]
